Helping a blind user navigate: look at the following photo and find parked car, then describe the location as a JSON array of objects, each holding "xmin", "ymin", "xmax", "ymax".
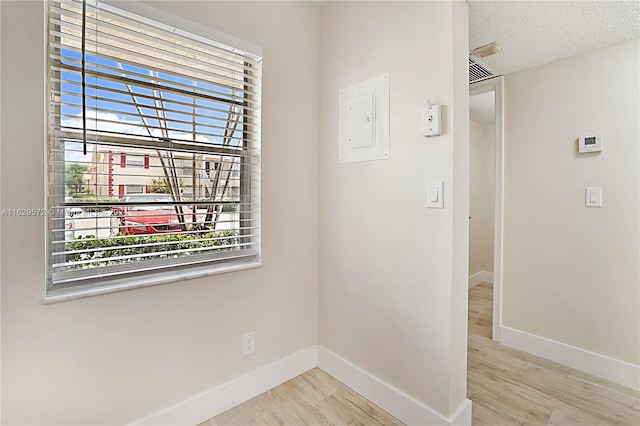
[{"xmin": 112, "ymin": 194, "xmax": 192, "ymax": 235}]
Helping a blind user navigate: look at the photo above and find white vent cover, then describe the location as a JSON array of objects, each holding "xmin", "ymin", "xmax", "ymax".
[{"xmin": 469, "ymin": 55, "xmax": 499, "ymax": 83}]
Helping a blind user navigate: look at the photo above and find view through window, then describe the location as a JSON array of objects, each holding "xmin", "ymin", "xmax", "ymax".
[{"xmin": 47, "ymin": 0, "xmax": 262, "ymax": 296}]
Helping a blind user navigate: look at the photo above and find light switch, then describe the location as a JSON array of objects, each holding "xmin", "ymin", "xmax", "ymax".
[
  {"xmin": 430, "ymin": 187, "xmax": 439, "ymax": 203},
  {"xmin": 585, "ymin": 187, "xmax": 602, "ymax": 207},
  {"xmin": 427, "ymin": 181, "xmax": 444, "ymax": 208}
]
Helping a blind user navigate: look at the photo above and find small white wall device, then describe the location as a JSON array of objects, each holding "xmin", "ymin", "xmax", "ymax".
[
  {"xmin": 423, "ymin": 104, "xmax": 441, "ymax": 137},
  {"xmin": 427, "ymin": 181, "xmax": 444, "ymax": 208},
  {"xmin": 578, "ymin": 134, "xmax": 603, "ymax": 153},
  {"xmin": 585, "ymin": 187, "xmax": 602, "ymax": 207}
]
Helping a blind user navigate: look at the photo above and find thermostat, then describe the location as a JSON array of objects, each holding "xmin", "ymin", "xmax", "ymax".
[{"xmin": 578, "ymin": 134, "xmax": 603, "ymax": 153}]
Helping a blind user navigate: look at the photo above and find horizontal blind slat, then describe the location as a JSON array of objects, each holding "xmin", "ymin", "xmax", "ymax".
[
  {"xmin": 51, "ymin": 2, "xmax": 257, "ymax": 74},
  {"xmin": 51, "ymin": 130, "xmax": 258, "ymax": 154},
  {"xmin": 50, "ymin": 80, "xmax": 260, "ymax": 123},
  {"xmin": 50, "ymin": 2, "xmax": 260, "ymax": 69},
  {"xmin": 51, "ymin": 249, "xmax": 259, "ymax": 285}
]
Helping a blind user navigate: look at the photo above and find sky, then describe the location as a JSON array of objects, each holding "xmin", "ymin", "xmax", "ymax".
[{"xmin": 59, "ymin": 49, "xmax": 246, "ymax": 163}]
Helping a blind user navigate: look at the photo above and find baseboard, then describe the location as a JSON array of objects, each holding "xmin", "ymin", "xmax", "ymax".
[
  {"xmin": 317, "ymin": 346, "xmax": 472, "ymax": 426},
  {"xmin": 468, "ymin": 270, "xmax": 493, "ymax": 288},
  {"xmin": 501, "ymin": 326, "xmax": 640, "ymax": 391},
  {"xmin": 131, "ymin": 346, "xmax": 318, "ymax": 425},
  {"xmin": 132, "ymin": 345, "xmax": 473, "ymax": 426}
]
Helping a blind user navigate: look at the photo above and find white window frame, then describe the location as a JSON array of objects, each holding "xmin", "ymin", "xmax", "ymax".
[{"xmin": 44, "ymin": 0, "xmax": 263, "ymax": 303}]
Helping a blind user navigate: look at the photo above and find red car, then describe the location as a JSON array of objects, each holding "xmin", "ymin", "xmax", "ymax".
[{"xmin": 112, "ymin": 194, "xmax": 192, "ymax": 235}]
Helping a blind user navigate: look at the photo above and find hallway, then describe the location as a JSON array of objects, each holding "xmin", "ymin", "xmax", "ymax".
[{"xmin": 467, "ymin": 283, "xmax": 640, "ymax": 425}]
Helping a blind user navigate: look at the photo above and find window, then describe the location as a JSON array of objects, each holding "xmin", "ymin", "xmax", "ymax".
[
  {"xmin": 46, "ymin": 0, "xmax": 262, "ymax": 300},
  {"xmin": 127, "ymin": 155, "xmax": 144, "ymax": 168},
  {"xmin": 126, "ymin": 185, "xmax": 144, "ymax": 194}
]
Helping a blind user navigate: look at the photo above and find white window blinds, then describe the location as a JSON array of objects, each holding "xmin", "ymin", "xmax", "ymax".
[{"xmin": 46, "ymin": 0, "xmax": 262, "ymax": 294}]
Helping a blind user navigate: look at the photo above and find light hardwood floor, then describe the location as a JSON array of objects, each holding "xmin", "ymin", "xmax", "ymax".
[
  {"xmin": 201, "ymin": 283, "xmax": 639, "ymax": 425},
  {"xmin": 468, "ymin": 282, "xmax": 640, "ymax": 425},
  {"xmin": 200, "ymin": 367, "xmax": 403, "ymax": 425}
]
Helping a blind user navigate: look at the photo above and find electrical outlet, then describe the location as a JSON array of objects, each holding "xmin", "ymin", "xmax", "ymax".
[{"xmin": 242, "ymin": 331, "xmax": 255, "ymax": 356}]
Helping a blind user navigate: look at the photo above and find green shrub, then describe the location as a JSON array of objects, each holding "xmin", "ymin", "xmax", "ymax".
[
  {"xmin": 222, "ymin": 203, "xmax": 238, "ymax": 213},
  {"xmin": 191, "ymin": 201, "xmax": 239, "ymax": 212},
  {"xmin": 65, "ymin": 230, "xmax": 239, "ymax": 269},
  {"xmin": 71, "ymin": 194, "xmax": 118, "ymax": 212}
]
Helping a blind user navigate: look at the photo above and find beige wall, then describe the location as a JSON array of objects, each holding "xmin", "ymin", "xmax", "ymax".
[
  {"xmin": 0, "ymin": 1, "xmax": 319, "ymax": 424},
  {"xmin": 503, "ymin": 39, "xmax": 640, "ymax": 364},
  {"xmin": 469, "ymin": 120, "xmax": 495, "ymax": 276},
  {"xmin": 318, "ymin": 1, "xmax": 469, "ymax": 418}
]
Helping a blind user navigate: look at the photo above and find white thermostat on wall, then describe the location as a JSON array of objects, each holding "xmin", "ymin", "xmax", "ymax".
[{"xmin": 578, "ymin": 134, "xmax": 603, "ymax": 153}]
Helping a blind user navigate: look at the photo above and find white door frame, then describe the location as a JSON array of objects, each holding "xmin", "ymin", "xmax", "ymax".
[{"xmin": 469, "ymin": 76, "xmax": 504, "ymax": 343}]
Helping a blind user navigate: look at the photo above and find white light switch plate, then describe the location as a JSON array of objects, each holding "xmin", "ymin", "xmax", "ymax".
[
  {"xmin": 585, "ymin": 187, "xmax": 602, "ymax": 207},
  {"xmin": 427, "ymin": 181, "xmax": 444, "ymax": 208}
]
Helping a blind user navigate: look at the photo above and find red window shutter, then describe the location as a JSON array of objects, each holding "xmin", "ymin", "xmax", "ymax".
[
  {"xmin": 118, "ymin": 184, "xmax": 125, "ymax": 198},
  {"xmin": 144, "ymin": 154, "xmax": 150, "ymax": 169},
  {"xmin": 120, "ymin": 153, "xmax": 126, "ymax": 168}
]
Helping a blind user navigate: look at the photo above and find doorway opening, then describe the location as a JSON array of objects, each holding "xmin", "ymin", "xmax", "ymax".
[{"xmin": 469, "ymin": 77, "xmax": 504, "ymax": 342}]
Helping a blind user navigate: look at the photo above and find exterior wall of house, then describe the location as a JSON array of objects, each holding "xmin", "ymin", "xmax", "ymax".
[
  {"xmin": 83, "ymin": 149, "xmax": 237, "ymax": 199},
  {"xmin": 503, "ymin": 39, "xmax": 640, "ymax": 365}
]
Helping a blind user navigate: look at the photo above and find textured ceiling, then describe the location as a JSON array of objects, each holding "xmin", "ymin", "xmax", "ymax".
[{"xmin": 469, "ymin": 0, "xmax": 640, "ymax": 76}]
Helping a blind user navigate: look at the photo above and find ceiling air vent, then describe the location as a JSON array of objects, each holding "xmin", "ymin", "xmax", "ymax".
[{"xmin": 469, "ymin": 55, "xmax": 498, "ymax": 84}]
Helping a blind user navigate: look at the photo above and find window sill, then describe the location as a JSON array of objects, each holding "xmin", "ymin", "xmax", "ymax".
[{"xmin": 42, "ymin": 260, "xmax": 262, "ymax": 304}]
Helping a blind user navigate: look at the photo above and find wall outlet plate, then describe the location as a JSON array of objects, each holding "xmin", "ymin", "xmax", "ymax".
[{"xmin": 242, "ymin": 331, "xmax": 255, "ymax": 356}]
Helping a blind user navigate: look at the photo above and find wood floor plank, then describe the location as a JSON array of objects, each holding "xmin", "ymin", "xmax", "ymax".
[
  {"xmin": 468, "ymin": 282, "xmax": 640, "ymax": 426},
  {"xmin": 201, "ymin": 368, "xmax": 404, "ymax": 426},
  {"xmin": 467, "ymin": 368, "xmax": 555, "ymax": 425},
  {"xmin": 568, "ymin": 367, "xmax": 640, "ymax": 401},
  {"xmin": 547, "ymin": 404, "xmax": 615, "ymax": 426}
]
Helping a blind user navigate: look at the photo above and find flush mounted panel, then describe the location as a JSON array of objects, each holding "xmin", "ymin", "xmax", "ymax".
[
  {"xmin": 339, "ymin": 73, "xmax": 389, "ymax": 163},
  {"xmin": 349, "ymin": 91, "xmax": 376, "ymax": 149}
]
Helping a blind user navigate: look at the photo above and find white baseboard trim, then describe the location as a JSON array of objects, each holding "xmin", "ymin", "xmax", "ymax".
[
  {"xmin": 317, "ymin": 346, "xmax": 472, "ymax": 426},
  {"xmin": 131, "ymin": 346, "xmax": 318, "ymax": 425},
  {"xmin": 468, "ymin": 271, "xmax": 493, "ymax": 288},
  {"xmin": 132, "ymin": 345, "xmax": 473, "ymax": 426},
  {"xmin": 501, "ymin": 326, "xmax": 640, "ymax": 391}
]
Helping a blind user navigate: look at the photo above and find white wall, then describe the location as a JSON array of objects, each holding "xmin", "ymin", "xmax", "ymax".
[
  {"xmin": 0, "ymin": 1, "xmax": 319, "ymax": 424},
  {"xmin": 319, "ymin": 1, "xmax": 470, "ymax": 418},
  {"xmin": 503, "ymin": 39, "xmax": 639, "ymax": 365},
  {"xmin": 469, "ymin": 120, "xmax": 495, "ymax": 276}
]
